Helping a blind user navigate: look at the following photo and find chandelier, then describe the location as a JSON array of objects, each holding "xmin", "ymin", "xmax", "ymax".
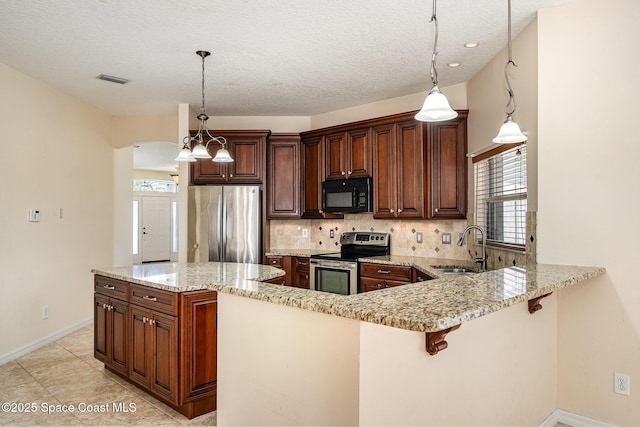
[{"xmin": 175, "ymin": 51, "xmax": 234, "ymax": 163}]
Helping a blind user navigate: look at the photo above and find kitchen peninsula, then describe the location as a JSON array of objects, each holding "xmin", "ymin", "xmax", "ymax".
[{"xmin": 92, "ymin": 260, "xmax": 604, "ymax": 426}]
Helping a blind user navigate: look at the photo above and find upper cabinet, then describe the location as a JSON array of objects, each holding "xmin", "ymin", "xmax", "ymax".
[
  {"xmin": 324, "ymin": 128, "xmax": 372, "ymax": 180},
  {"xmin": 267, "ymin": 133, "xmax": 300, "ymax": 219},
  {"xmin": 427, "ymin": 111, "xmax": 468, "ymax": 219},
  {"xmin": 190, "ymin": 130, "xmax": 269, "ymax": 185},
  {"xmin": 300, "ymin": 135, "xmax": 343, "ymax": 219}
]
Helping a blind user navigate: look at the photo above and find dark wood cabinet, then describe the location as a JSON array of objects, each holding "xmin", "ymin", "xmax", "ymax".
[
  {"xmin": 372, "ymin": 120, "xmax": 428, "ymax": 219},
  {"xmin": 359, "ymin": 262, "xmax": 434, "ymax": 293},
  {"xmin": 190, "ymin": 130, "xmax": 269, "ymax": 184},
  {"xmin": 302, "ymin": 110, "xmax": 467, "ymax": 221},
  {"xmin": 323, "ymin": 128, "xmax": 372, "ymax": 181},
  {"xmin": 300, "ymin": 136, "xmax": 343, "ymax": 219},
  {"xmin": 292, "ymin": 256, "xmax": 310, "ymax": 289},
  {"xmin": 427, "ymin": 111, "xmax": 468, "ymax": 219},
  {"xmin": 94, "ymin": 276, "xmax": 128, "ymax": 377},
  {"xmin": 180, "ymin": 290, "xmax": 218, "ymax": 407},
  {"xmin": 267, "ymin": 133, "xmax": 300, "ymax": 219},
  {"xmin": 264, "ymin": 255, "xmax": 291, "ymax": 285},
  {"xmin": 94, "ymin": 276, "xmax": 217, "ymax": 419}
]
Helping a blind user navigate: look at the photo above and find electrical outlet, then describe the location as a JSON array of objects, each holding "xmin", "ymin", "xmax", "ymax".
[
  {"xmin": 416, "ymin": 232, "xmax": 423, "ymax": 243},
  {"xmin": 302, "ymin": 228, "xmax": 309, "ymax": 238},
  {"xmin": 42, "ymin": 305, "xmax": 49, "ymax": 320},
  {"xmin": 442, "ymin": 233, "xmax": 452, "ymax": 244},
  {"xmin": 614, "ymin": 373, "xmax": 630, "ymax": 396},
  {"xmin": 330, "ymin": 229, "xmax": 335, "ymax": 238}
]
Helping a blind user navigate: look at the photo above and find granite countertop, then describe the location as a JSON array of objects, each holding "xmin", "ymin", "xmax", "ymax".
[{"xmin": 92, "ymin": 258, "xmax": 605, "ymax": 333}]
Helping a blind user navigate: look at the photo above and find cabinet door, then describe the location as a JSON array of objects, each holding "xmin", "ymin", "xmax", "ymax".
[
  {"xmin": 301, "ymin": 136, "xmax": 324, "ymax": 218},
  {"xmin": 129, "ymin": 306, "xmax": 151, "ymax": 389},
  {"xmin": 360, "ymin": 276, "xmax": 386, "ymax": 293},
  {"xmin": 372, "ymin": 124, "xmax": 397, "ymax": 218},
  {"xmin": 94, "ymin": 294, "xmax": 109, "ymax": 364},
  {"xmin": 180, "ymin": 291, "xmax": 218, "ymax": 403},
  {"xmin": 150, "ymin": 310, "xmax": 179, "ymax": 403},
  {"xmin": 396, "ymin": 120, "xmax": 427, "ymax": 219},
  {"xmin": 191, "ymin": 143, "xmax": 228, "ymax": 183},
  {"xmin": 324, "ymin": 132, "xmax": 347, "ymax": 180},
  {"xmin": 228, "ymin": 138, "xmax": 262, "ymax": 183},
  {"xmin": 267, "ymin": 135, "xmax": 300, "ymax": 219},
  {"xmin": 346, "ymin": 127, "xmax": 372, "ymax": 179},
  {"xmin": 292, "ymin": 257, "xmax": 310, "ymax": 289},
  {"xmin": 110, "ymin": 298, "xmax": 129, "ymax": 376},
  {"xmin": 427, "ymin": 112, "xmax": 468, "ymax": 219}
]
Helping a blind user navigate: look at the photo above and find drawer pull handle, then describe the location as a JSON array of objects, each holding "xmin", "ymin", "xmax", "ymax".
[
  {"xmin": 299, "ymin": 262, "xmax": 308, "ymax": 266},
  {"xmin": 377, "ymin": 270, "xmax": 391, "ymax": 274},
  {"xmin": 143, "ymin": 296, "xmax": 157, "ymax": 302},
  {"xmin": 103, "ymin": 285, "xmax": 116, "ymax": 290}
]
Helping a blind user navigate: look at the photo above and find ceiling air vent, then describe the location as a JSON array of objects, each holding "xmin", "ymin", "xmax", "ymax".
[{"xmin": 96, "ymin": 74, "xmax": 129, "ymax": 84}]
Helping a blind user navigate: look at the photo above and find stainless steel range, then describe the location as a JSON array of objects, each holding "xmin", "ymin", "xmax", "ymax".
[{"xmin": 309, "ymin": 232, "xmax": 390, "ymax": 295}]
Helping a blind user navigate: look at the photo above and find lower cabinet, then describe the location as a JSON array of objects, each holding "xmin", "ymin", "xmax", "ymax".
[
  {"xmin": 292, "ymin": 257, "xmax": 310, "ymax": 289},
  {"xmin": 93, "ymin": 275, "xmax": 217, "ymax": 419},
  {"xmin": 263, "ymin": 255, "xmax": 310, "ymax": 288},
  {"xmin": 359, "ymin": 262, "xmax": 434, "ymax": 292}
]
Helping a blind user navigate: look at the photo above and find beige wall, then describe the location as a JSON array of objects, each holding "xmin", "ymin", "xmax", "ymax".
[
  {"xmin": 359, "ymin": 295, "xmax": 557, "ymax": 426},
  {"xmin": 217, "ymin": 293, "xmax": 360, "ymax": 426},
  {"xmin": 538, "ymin": 0, "xmax": 640, "ymax": 424},
  {"xmin": 112, "ymin": 114, "xmax": 178, "ymax": 148},
  {"xmin": 0, "ymin": 64, "xmax": 113, "ymax": 360},
  {"xmin": 467, "ymin": 19, "xmax": 538, "ymax": 212}
]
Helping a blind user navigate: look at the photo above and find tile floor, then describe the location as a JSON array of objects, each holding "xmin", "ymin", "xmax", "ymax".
[{"xmin": 0, "ymin": 326, "xmax": 216, "ymax": 426}]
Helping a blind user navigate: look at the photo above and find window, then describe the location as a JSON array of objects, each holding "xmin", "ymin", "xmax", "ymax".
[
  {"xmin": 474, "ymin": 144, "xmax": 527, "ymax": 250},
  {"xmin": 133, "ymin": 200, "xmax": 140, "ymax": 255},
  {"xmin": 133, "ymin": 179, "xmax": 177, "ymax": 193}
]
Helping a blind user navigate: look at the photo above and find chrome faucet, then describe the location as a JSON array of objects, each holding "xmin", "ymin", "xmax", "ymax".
[{"xmin": 457, "ymin": 225, "xmax": 487, "ymax": 271}]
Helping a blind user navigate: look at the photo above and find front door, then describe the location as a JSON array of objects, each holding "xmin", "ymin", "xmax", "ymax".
[{"xmin": 141, "ymin": 196, "xmax": 171, "ymax": 262}]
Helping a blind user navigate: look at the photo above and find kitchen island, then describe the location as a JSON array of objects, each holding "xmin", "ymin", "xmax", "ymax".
[{"xmin": 92, "ymin": 260, "xmax": 604, "ymax": 426}]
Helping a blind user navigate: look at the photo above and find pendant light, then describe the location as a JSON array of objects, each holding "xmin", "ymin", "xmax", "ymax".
[
  {"xmin": 493, "ymin": 0, "xmax": 527, "ymax": 144},
  {"xmin": 415, "ymin": 0, "xmax": 457, "ymax": 122},
  {"xmin": 175, "ymin": 51, "xmax": 234, "ymax": 163}
]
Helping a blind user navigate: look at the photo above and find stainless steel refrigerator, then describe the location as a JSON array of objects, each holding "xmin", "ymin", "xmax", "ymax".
[{"xmin": 187, "ymin": 186, "xmax": 262, "ymax": 264}]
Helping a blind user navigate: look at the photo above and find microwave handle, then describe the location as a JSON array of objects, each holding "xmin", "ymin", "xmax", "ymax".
[{"xmin": 353, "ymin": 187, "xmax": 358, "ymax": 207}]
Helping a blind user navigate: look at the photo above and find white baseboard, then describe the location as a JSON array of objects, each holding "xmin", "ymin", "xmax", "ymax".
[
  {"xmin": 0, "ymin": 318, "xmax": 93, "ymax": 366},
  {"xmin": 540, "ymin": 409, "xmax": 619, "ymax": 427}
]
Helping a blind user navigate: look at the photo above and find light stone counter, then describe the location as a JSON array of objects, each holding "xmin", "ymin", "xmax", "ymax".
[
  {"xmin": 92, "ymin": 259, "xmax": 605, "ymax": 333},
  {"xmin": 264, "ymin": 248, "xmax": 334, "ymax": 257}
]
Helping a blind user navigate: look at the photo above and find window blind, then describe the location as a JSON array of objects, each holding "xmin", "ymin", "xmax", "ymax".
[{"xmin": 474, "ymin": 144, "xmax": 527, "ymax": 250}]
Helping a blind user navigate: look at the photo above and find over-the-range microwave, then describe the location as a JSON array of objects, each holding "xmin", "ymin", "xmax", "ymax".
[{"xmin": 322, "ymin": 177, "xmax": 372, "ymax": 213}]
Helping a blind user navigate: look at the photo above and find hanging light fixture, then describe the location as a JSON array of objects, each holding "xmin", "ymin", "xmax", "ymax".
[
  {"xmin": 415, "ymin": 0, "xmax": 457, "ymax": 122},
  {"xmin": 175, "ymin": 50, "xmax": 234, "ymax": 163},
  {"xmin": 493, "ymin": 0, "xmax": 527, "ymax": 144}
]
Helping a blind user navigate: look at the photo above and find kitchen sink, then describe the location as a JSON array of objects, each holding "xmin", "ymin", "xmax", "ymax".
[{"xmin": 432, "ymin": 266, "xmax": 478, "ymax": 275}]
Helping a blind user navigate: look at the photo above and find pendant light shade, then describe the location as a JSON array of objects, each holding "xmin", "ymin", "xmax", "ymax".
[
  {"xmin": 175, "ymin": 50, "xmax": 234, "ymax": 163},
  {"xmin": 493, "ymin": 0, "xmax": 527, "ymax": 144},
  {"xmin": 493, "ymin": 116, "xmax": 527, "ymax": 143},
  {"xmin": 415, "ymin": 0, "xmax": 457, "ymax": 123},
  {"xmin": 415, "ymin": 85, "xmax": 458, "ymax": 122},
  {"xmin": 212, "ymin": 145, "xmax": 234, "ymax": 163}
]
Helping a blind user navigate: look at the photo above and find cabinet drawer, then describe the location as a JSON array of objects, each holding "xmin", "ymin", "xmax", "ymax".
[
  {"xmin": 130, "ymin": 284, "xmax": 178, "ymax": 315},
  {"xmin": 294, "ymin": 257, "xmax": 310, "ymax": 273},
  {"xmin": 359, "ymin": 276, "xmax": 408, "ymax": 293},
  {"xmin": 359, "ymin": 263, "xmax": 412, "ymax": 281},
  {"xmin": 95, "ymin": 275, "xmax": 128, "ymax": 300},
  {"xmin": 265, "ymin": 256, "xmax": 283, "ymax": 268}
]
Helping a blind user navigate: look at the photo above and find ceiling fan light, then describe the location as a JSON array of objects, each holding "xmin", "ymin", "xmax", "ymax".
[
  {"xmin": 493, "ymin": 116, "xmax": 527, "ymax": 143},
  {"xmin": 191, "ymin": 142, "xmax": 212, "ymax": 159},
  {"xmin": 175, "ymin": 146, "xmax": 196, "ymax": 162},
  {"xmin": 415, "ymin": 86, "xmax": 458, "ymax": 122},
  {"xmin": 212, "ymin": 147, "xmax": 234, "ymax": 163}
]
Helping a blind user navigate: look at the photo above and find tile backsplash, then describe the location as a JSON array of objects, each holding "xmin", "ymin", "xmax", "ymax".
[
  {"xmin": 270, "ymin": 214, "xmax": 470, "ymax": 259},
  {"xmin": 269, "ymin": 211, "xmax": 537, "ymax": 267}
]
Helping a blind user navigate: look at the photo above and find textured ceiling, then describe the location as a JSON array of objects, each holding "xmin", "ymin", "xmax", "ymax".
[{"xmin": 0, "ymin": 0, "xmax": 571, "ymax": 118}]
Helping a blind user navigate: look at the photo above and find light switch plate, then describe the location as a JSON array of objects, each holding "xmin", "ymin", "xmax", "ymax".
[
  {"xmin": 29, "ymin": 209, "xmax": 41, "ymax": 222},
  {"xmin": 416, "ymin": 232, "xmax": 423, "ymax": 243},
  {"xmin": 442, "ymin": 233, "xmax": 452, "ymax": 244}
]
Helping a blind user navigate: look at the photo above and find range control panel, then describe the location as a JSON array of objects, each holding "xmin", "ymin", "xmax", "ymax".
[{"xmin": 340, "ymin": 232, "xmax": 390, "ymax": 247}]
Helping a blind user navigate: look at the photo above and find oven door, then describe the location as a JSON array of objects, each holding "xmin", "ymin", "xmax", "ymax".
[{"xmin": 309, "ymin": 259, "xmax": 358, "ymax": 295}]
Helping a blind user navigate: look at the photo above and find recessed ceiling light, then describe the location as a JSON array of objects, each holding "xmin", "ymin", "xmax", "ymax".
[
  {"xmin": 96, "ymin": 74, "xmax": 129, "ymax": 84},
  {"xmin": 464, "ymin": 42, "xmax": 479, "ymax": 48},
  {"xmin": 448, "ymin": 62, "xmax": 461, "ymax": 68}
]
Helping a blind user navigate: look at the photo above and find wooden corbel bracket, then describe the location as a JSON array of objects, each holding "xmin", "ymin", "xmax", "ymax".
[
  {"xmin": 528, "ymin": 292, "xmax": 552, "ymax": 314},
  {"xmin": 425, "ymin": 324, "xmax": 461, "ymax": 356}
]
